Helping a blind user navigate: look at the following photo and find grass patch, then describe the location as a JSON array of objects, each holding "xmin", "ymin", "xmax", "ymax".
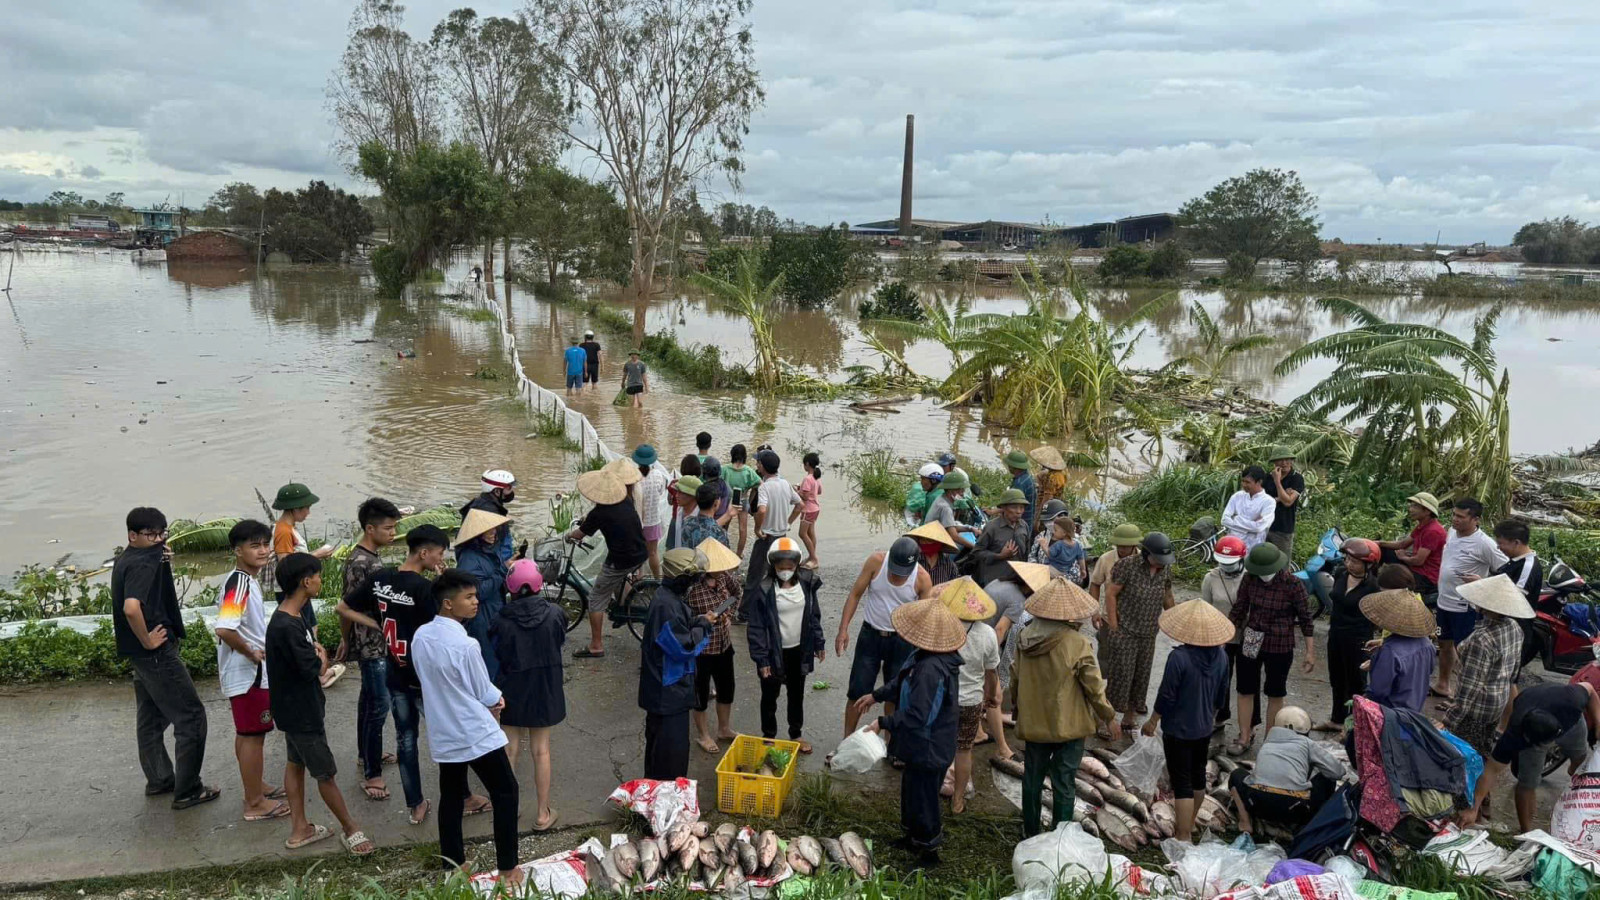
[
  {"xmin": 441, "ymin": 302, "xmax": 499, "ymax": 324},
  {"xmin": 849, "ymin": 447, "xmax": 907, "ymax": 503},
  {"xmin": 965, "ymin": 464, "xmax": 1013, "ymax": 503},
  {"xmin": 572, "ymin": 452, "xmax": 609, "ymax": 475},
  {"xmin": 639, "ymin": 330, "xmax": 752, "ymax": 391},
  {"xmin": 531, "ymin": 410, "xmax": 583, "ymax": 452},
  {"xmin": 471, "ymin": 363, "xmax": 508, "ymax": 381}
]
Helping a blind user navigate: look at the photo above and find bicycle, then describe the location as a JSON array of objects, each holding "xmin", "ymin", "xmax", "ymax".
[{"xmin": 533, "ymin": 535, "xmax": 658, "ymax": 642}]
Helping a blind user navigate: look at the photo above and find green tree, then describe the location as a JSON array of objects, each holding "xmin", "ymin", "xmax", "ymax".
[
  {"xmin": 1097, "ymin": 244, "xmax": 1149, "ymax": 281},
  {"xmin": 329, "ymin": 0, "xmax": 441, "ymax": 160},
  {"xmin": 760, "ymin": 227, "xmax": 857, "ymax": 308},
  {"xmin": 358, "ymin": 140, "xmax": 500, "ymax": 293},
  {"xmin": 692, "ymin": 250, "xmax": 783, "ymax": 390},
  {"xmin": 101, "ymin": 192, "xmax": 126, "ymax": 210},
  {"xmin": 46, "ymin": 190, "xmax": 85, "ymax": 208},
  {"xmin": 512, "ymin": 164, "xmax": 630, "ymax": 284},
  {"xmin": 529, "ymin": 0, "xmax": 764, "ymax": 299},
  {"xmin": 1170, "ymin": 301, "xmax": 1273, "ymax": 389},
  {"xmin": 1179, "ymin": 168, "xmax": 1321, "ymax": 268},
  {"xmin": 1513, "ymin": 217, "xmax": 1600, "ymax": 264},
  {"xmin": 205, "ymin": 182, "xmax": 263, "ymax": 227},
  {"xmin": 1145, "ymin": 241, "xmax": 1190, "ymax": 280},
  {"xmin": 1275, "ymin": 297, "xmax": 1513, "ymax": 519}
]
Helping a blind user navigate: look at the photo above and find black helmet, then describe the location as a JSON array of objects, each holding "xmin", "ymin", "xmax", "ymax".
[
  {"xmin": 1141, "ymin": 532, "xmax": 1176, "ymax": 566},
  {"xmin": 887, "ymin": 536, "xmax": 920, "ymax": 577}
]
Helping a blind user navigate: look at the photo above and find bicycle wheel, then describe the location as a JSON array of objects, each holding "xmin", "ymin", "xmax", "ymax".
[
  {"xmin": 546, "ymin": 568, "xmax": 587, "ymax": 633},
  {"xmin": 622, "ymin": 576, "xmax": 660, "ymax": 642}
]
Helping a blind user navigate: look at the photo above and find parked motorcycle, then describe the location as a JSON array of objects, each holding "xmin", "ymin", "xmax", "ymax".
[
  {"xmin": 1292, "ymin": 526, "xmax": 1345, "ymax": 619},
  {"xmin": 1521, "ymin": 534, "xmax": 1600, "ymax": 675}
]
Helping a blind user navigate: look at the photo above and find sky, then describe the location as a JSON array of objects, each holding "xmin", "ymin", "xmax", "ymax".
[{"xmin": 3, "ymin": 1, "xmax": 1599, "ymax": 243}]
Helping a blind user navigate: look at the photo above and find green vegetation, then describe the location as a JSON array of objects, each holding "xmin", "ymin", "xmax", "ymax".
[
  {"xmin": 848, "ymin": 447, "xmax": 905, "ymax": 503},
  {"xmin": 1167, "ymin": 301, "xmax": 1273, "ymax": 390},
  {"xmin": 640, "ymin": 331, "xmax": 752, "ymax": 391},
  {"xmin": 0, "ymin": 191, "xmax": 135, "ymax": 226},
  {"xmin": 199, "ymin": 180, "xmax": 373, "ymax": 263},
  {"xmin": 858, "ymin": 280, "xmax": 926, "ymax": 322},
  {"xmin": 1179, "ymin": 168, "xmax": 1321, "ymax": 271},
  {"xmin": 510, "ymin": 163, "xmax": 630, "ymax": 285},
  {"xmin": 1096, "ymin": 245, "xmax": 1152, "ymax": 282},
  {"xmin": 706, "ymin": 230, "xmax": 875, "ymax": 310},
  {"xmin": 358, "ymin": 140, "xmax": 501, "ymax": 295},
  {"xmin": 0, "ymin": 565, "xmax": 114, "ymax": 620},
  {"xmin": 443, "ymin": 302, "xmax": 500, "ymax": 324},
  {"xmin": 1513, "ymin": 216, "xmax": 1600, "ymax": 265},
  {"xmin": 694, "ymin": 251, "xmax": 783, "ymax": 389}
]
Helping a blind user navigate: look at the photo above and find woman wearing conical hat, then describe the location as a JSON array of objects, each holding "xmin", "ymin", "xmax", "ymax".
[{"xmin": 1146, "ymin": 599, "xmax": 1233, "ymax": 842}]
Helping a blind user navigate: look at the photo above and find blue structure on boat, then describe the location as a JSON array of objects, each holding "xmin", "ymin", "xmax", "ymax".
[{"xmin": 132, "ymin": 208, "xmax": 180, "ymax": 246}]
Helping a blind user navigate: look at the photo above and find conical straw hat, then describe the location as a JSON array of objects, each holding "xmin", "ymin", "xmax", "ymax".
[
  {"xmin": 891, "ymin": 598, "xmax": 967, "ymax": 653},
  {"xmin": 904, "ymin": 521, "xmax": 957, "ymax": 550},
  {"xmin": 1159, "ymin": 599, "xmax": 1236, "ymax": 647},
  {"xmin": 456, "ymin": 508, "xmax": 511, "ymax": 547},
  {"xmin": 1359, "ymin": 589, "xmax": 1436, "ymax": 638},
  {"xmin": 1024, "ymin": 576, "xmax": 1098, "ymax": 622},
  {"xmin": 698, "ymin": 539, "xmax": 741, "ymax": 574},
  {"xmin": 1458, "ymin": 574, "xmax": 1535, "ymax": 619},
  {"xmin": 1008, "ymin": 562, "xmax": 1053, "ymax": 593},
  {"xmin": 1029, "ymin": 445, "xmax": 1068, "ymax": 471},
  {"xmin": 603, "ymin": 457, "xmax": 643, "ymax": 486},
  {"xmin": 577, "ymin": 469, "xmax": 626, "ymax": 505},
  {"xmin": 938, "ymin": 577, "xmax": 996, "ymax": 622}
]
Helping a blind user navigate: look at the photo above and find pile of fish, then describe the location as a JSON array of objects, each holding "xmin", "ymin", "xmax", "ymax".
[
  {"xmin": 991, "ymin": 748, "xmax": 1245, "ymax": 852},
  {"xmin": 580, "ymin": 823, "xmax": 874, "ymax": 894}
]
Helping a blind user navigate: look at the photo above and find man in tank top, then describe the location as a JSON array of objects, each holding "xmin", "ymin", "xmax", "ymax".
[{"xmin": 829, "ymin": 537, "xmax": 933, "ymax": 765}]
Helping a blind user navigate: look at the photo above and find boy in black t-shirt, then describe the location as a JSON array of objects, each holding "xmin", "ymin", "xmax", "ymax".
[{"xmin": 268, "ymin": 553, "xmax": 374, "ymax": 855}]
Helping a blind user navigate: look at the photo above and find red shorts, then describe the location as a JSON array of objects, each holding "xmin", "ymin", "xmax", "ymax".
[{"xmin": 230, "ymin": 685, "xmax": 275, "ymax": 735}]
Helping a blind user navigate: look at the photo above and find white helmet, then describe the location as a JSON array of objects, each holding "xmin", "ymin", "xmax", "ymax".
[
  {"xmin": 481, "ymin": 469, "xmax": 516, "ymax": 492},
  {"xmin": 918, "ymin": 462, "xmax": 945, "ymax": 482},
  {"xmin": 1275, "ymin": 706, "xmax": 1313, "ymax": 735}
]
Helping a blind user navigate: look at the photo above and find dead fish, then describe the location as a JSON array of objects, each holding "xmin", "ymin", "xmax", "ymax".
[
  {"xmin": 722, "ymin": 864, "xmax": 745, "ymax": 894},
  {"xmin": 705, "ymin": 865, "xmax": 726, "ymax": 890},
  {"xmin": 990, "ymin": 755, "xmax": 1026, "ymax": 779},
  {"xmin": 735, "ymin": 839, "xmax": 759, "ymax": 875},
  {"xmin": 1080, "ymin": 814, "xmax": 1100, "ymax": 838},
  {"xmin": 610, "ymin": 840, "xmax": 641, "ymax": 880},
  {"xmin": 1074, "ymin": 778, "xmax": 1104, "ymax": 806},
  {"xmin": 714, "ymin": 822, "xmax": 739, "ymax": 855},
  {"xmin": 840, "ymin": 831, "xmax": 873, "ymax": 879},
  {"xmin": 794, "ymin": 835, "xmax": 823, "ymax": 870},
  {"xmin": 1209, "ymin": 786, "xmax": 1232, "ymax": 804},
  {"xmin": 1099, "ymin": 770, "xmax": 1127, "ymax": 792},
  {"xmin": 822, "ymin": 837, "xmax": 848, "ymax": 870},
  {"xmin": 1142, "ymin": 820, "xmax": 1162, "ymax": 840},
  {"xmin": 1206, "ymin": 759, "xmax": 1220, "ymax": 789},
  {"xmin": 1150, "ymin": 800, "xmax": 1176, "ymax": 839},
  {"xmin": 699, "ymin": 837, "xmax": 721, "ymax": 869},
  {"xmin": 582, "ymin": 849, "xmax": 616, "ymax": 893},
  {"xmin": 786, "ymin": 844, "xmax": 812, "ymax": 876},
  {"xmin": 1094, "ymin": 808, "xmax": 1142, "ymax": 852},
  {"xmin": 1088, "ymin": 746, "xmax": 1120, "ymax": 766},
  {"xmin": 1101, "ymin": 787, "xmax": 1150, "ymax": 823},
  {"xmin": 667, "ymin": 822, "xmax": 695, "ymax": 853},
  {"xmin": 639, "ymin": 837, "xmax": 663, "ymax": 882},
  {"xmin": 678, "ymin": 837, "xmax": 700, "ymax": 872},
  {"xmin": 692, "ymin": 820, "xmax": 711, "ymax": 837},
  {"xmin": 1201, "ymin": 793, "xmax": 1232, "ymax": 826},
  {"xmin": 1073, "ymin": 799, "xmax": 1095, "ymax": 823},
  {"xmin": 757, "ymin": 829, "xmax": 780, "ymax": 870},
  {"xmin": 1079, "ymin": 755, "xmax": 1112, "ymax": 781},
  {"xmin": 1213, "ymin": 754, "xmax": 1239, "ymax": 774},
  {"xmin": 1234, "ymin": 758, "xmax": 1255, "ymax": 770}
]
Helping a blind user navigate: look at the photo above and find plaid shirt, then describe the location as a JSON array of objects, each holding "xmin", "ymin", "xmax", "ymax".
[
  {"xmin": 1230, "ymin": 569, "xmax": 1313, "ymax": 655},
  {"xmin": 1446, "ymin": 614, "xmax": 1522, "ymax": 729},
  {"xmin": 685, "ymin": 571, "xmax": 739, "ymax": 656}
]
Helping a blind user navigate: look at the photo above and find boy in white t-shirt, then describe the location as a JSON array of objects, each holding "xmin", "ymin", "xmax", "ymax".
[
  {"xmin": 213, "ymin": 519, "xmax": 287, "ymax": 822},
  {"xmin": 940, "ymin": 578, "xmax": 1001, "ymax": 814}
]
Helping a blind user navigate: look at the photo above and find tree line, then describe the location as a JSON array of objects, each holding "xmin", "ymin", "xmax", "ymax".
[{"xmin": 1512, "ymin": 217, "xmax": 1600, "ymax": 265}]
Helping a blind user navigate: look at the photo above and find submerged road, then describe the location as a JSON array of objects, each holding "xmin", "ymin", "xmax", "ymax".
[{"xmin": 0, "ymin": 572, "xmax": 1574, "ymax": 886}]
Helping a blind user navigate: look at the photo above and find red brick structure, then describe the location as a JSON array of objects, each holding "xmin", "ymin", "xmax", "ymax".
[{"xmin": 165, "ymin": 230, "xmax": 253, "ymax": 263}]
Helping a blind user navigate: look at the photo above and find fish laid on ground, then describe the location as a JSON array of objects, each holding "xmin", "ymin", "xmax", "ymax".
[
  {"xmin": 1206, "ymin": 759, "xmax": 1220, "ymax": 789},
  {"xmin": 677, "ymin": 837, "xmax": 700, "ymax": 873},
  {"xmin": 1087, "ymin": 747, "xmax": 1120, "ymax": 767},
  {"xmin": 1100, "ymin": 770, "xmax": 1127, "ymax": 792},
  {"xmin": 1213, "ymin": 754, "xmax": 1238, "ymax": 774},
  {"xmin": 610, "ymin": 840, "xmax": 640, "ymax": 880},
  {"xmin": 758, "ymin": 830, "xmax": 780, "ymax": 870},
  {"xmin": 1074, "ymin": 778, "xmax": 1104, "ymax": 806},
  {"xmin": 698, "ymin": 837, "xmax": 721, "ymax": 870},
  {"xmin": 582, "ymin": 850, "xmax": 615, "ymax": 893},
  {"xmin": 840, "ymin": 831, "xmax": 873, "ymax": 879},
  {"xmin": 735, "ymin": 839, "xmax": 759, "ymax": 875},
  {"xmin": 1150, "ymin": 800, "xmax": 1176, "ymax": 839},
  {"xmin": 704, "ymin": 865, "xmax": 726, "ymax": 891},
  {"xmin": 1093, "ymin": 808, "xmax": 1142, "ymax": 851},
  {"xmin": 1209, "ymin": 786, "xmax": 1232, "ymax": 804},
  {"xmin": 722, "ymin": 864, "xmax": 745, "ymax": 894},
  {"xmin": 639, "ymin": 837, "xmax": 663, "ymax": 882},
  {"xmin": 1079, "ymin": 755, "xmax": 1112, "ymax": 781},
  {"xmin": 692, "ymin": 821, "xmax": 711, "ymax": 837},
  {"xmin": 794, "ymin": 835, "xmax": 823, "ymax": 870},
  {"xmin": 787, "ymin": 843, "xmax": 814, "ymax": 876},
  {"xmin": 1100, "ymin": 786, "xmax": 1150, "ymax": 822},
  {"xmin": 1201, "ymin": 794, "xmax": 1232, "ymax": 826},
  {"xmin": 822, "ymin": 837, "xmax": 848, "ymax": 870},
  {"xmin": 667, "ymin": 822, "xmax": 695, "ymax": 853},
  {"xmin": 713, "ymin": 822, "xmax": 739, "ymax": 855},
  {"xmin": 990, "ymin": 755, "xmax": 1027, "ymax": 779},
  {"xmin": 1073, "ymin": 799, "xmax": 1096, "ymax": 823}
]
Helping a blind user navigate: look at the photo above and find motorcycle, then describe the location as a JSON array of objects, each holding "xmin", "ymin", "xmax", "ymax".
[
  {"xmin": 1521, "ymin": 533, "xmax": 1600, "ymax": 676},
  {"xmin": 1292, "ymin": 526, "xmax": 1345, "ymax": 619}
]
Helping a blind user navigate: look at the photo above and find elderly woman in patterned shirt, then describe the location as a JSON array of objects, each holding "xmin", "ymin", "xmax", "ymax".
[{"xmin": 1445, "ymin": 575, "xmax": 1533, "ymax": 754}]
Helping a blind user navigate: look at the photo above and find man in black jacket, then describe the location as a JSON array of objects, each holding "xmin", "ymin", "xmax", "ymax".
[
  {"xmin": 850, "ymin": 598, "xmax": 964, "ymax": 864},
  {"xmin": 638, "ymin": 548, "xmax": 716, "ymax": 780}
]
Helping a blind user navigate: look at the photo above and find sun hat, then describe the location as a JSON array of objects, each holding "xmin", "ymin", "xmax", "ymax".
[
  {"xmin": 456, "ymin": 508, "xmax": 511, "ymax": 547},
  {"xmin": 673, "ymin": 475, "xmax": 703, "ymax": 497},
  {"xmin": 1267, "ymin": 446, "xmax": 1297, "ymax": 463},
  {"xmin": 1004, "ymin": 450, "xmax": 1031, "ymax": 470},
  {"xmin": 1111, "ymin": 523, "xmax": 1143, "ymax": 546},
  {"xmin": 1214, "ymin": 535, "xmax": 1248, "ymax": 563},
  {"xmin": 481, "ymin": 469, "xmax": 516, "ymax": 492},
  {"xmin": 1141, "ymin": 532, "xmax": 1176, "ymax": 567},
  {"xmin": 918, "ymin": 462, "xmax": 945, "ymax": 482},
  {"xmin": 1243, "ymin": 542, "xmax": 1286, "ymax": 578},
  {"xmin": 1159, "ymin": 599, "xmax": 1236, "ymax": 647},
  {"xmin": 1008, "ymin": 562, "xmax": 1054, "ymax": 593},
  {"xmin": 1459, "ymin": 573, "xmax": 1536, "ymax": 619},
  {"xmin": 940, "ymin": 470, "xmax": 970, "ymax": 491},
  {"xmin": 603, "ymin": 457, "xmax": 643, "ymax": 485},
  {"xmin": 996, "ymin": 488, "xmax": 1028, "ymax": 508},
  {"xmin": 937, "ymin": 452, "xmax": 958, "ymax": 467},
  {"xmin": 1275, "ymin": 706, "xmax": 1313, "ymax": 735},
  {"xmin": 1341, "ymin": 538, "xmax": 1381, "ymax": 565},
  {"xmin": 577, "ymin": 469, "xmax": 627, "ymax": 505},
  {"xmin": 1359, "ymin": 589, "xmax": 1436, "ymax": 638},
  {"xmin": 631, "ymin": 444, "xmax": 658, "ymax": 467},
  {"xmin": 272, "ymin": 483, "xmax": 319, "ymax": 511},
  {"xmin": 904, "ymin": 521, "xmax": 958, "ymax": 551},
  {"xmin": 662, "ymin": 547, "xmax": 705, "ymax": 579},
  {"xmin": 939, "ymin": 577, "xmax": 997, "ymax": 622},
  {"xmin": 1024, "ymin": 576, "xmax": 1098, "ymax": 622},
  {"xmin": 886, "ymin": 535, "xmax": 924, "ymax": 575},
  {"xmin": 890, "ymin": 598, "xmax": 967, "ymax": 653},
  {"xmin": 698, "ymin": 539, "xmax": 741, "ymax": 574},
  {"xmin": 1038, "ymin": 498, "xmax": 1070, "ymax": 523},
  {"xmin": 1029, "ymin": 446, "xmax": 1067, "ymax": 471},
  {"xmin": 569, "ymin": 335, "xmax": 579, "ymax": 343},
  {"xmin": 1406, "ymin": 492, "xmax": 1441, "ymax": 516}
]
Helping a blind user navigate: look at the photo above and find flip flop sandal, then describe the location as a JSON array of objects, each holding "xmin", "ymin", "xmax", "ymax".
[
  {"xmin": 532, "ymin": 809, "xmax": 560, "ymax": 832},
  {"xmin": 974, "ymin": 734, "xmax": 995, "ymax": 746},
  {"xmin": 409, "ymin": 799, "xmax": 432, "ymax": 826},
  {"xmin": 380, "ymin": 752, "xmax": 397, "ymax": 767},
  {"xmin": 320, "ymin": 664, "xmax": 347, "ymax": 688},
  {"xmin": 171, "ymin": 786, "xmax": 222, "ymax": 810},
  {"xmin": 286, "ymin": 823, "xmax": 331, "ymax": 850},
  {"xmin": 342, "ymin": 830, "xmax": 376, "ymax": 856},
  {"xmin": 572, "ymin": 648, "xmax": 606, "ymax": 659},
  {"xmin": 244, "ymin": 801, "xmax": 291, "ymax": 822},
  {"xmin": 362, "ymin": 782, "xmax": 390, "ymax": 801},
  {"xmin": 264, "ymin": 785, "xmax": 287, "ymax": 800},
  {"xmin": 797, "ymin": 740, "xmax": 813, "ymax": 754},
  {"xmin": 464, "ymin": 798, "xmax": 493, "ymax": 817}
]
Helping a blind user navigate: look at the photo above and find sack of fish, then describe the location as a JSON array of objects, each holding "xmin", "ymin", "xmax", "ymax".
[{"xmin": 991, "ymin": 747, "xmax": 1241, "ymax": 850}]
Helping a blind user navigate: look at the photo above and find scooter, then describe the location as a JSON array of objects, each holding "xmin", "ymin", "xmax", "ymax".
[
  {"xmin": 1521, "ymin": 534, "xmax": 1600, "ymax": 675},
  {"xmin": 1292, "ymin": 526, "xmax": 1345, "ymax": 619}
]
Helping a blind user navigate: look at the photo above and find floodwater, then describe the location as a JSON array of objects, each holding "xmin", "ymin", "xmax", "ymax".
[{"xmin": 3, "ymin": 251, "xmax": 1598, "ymax": 579}]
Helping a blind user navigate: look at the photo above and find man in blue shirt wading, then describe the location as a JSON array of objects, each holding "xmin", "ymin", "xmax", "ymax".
[{"xmin": 563, "ymin": 335, "xmax": 587, "ymax": 396}]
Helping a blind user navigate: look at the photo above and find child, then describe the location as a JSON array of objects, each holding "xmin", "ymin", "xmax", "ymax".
[
  {"xmin": 725, "ymin": 444, "xmax": 761, "ymax": 558},
  {"xmin": 798, "ymin": 452, "xmax": 823, "ymax": 568},
  {"xmin": 413, "ymin": 570, "xmax": 523, "ymax": 886},
  {"xmin": 623, "ymin": 349, "xmax": 648, "ymax": 408},
  {"xmin": 940, "ymin": 578, "xmax": 999, "ymax": 815},
  {"xmin": 267, "ymin": 553, "xmax": 374, "ymax": 855},
  {"xmin": 748, "ymin": 538, "xmax": 825, "ymax": 753},
  {"xmin": 269, "ymin": 482, "xmax": 339, "ymax": 686},
  {"xmin": 1493, "ymin": 520, "xmax": 1545, "ymax": 612},
  {"xmin": 1144, "ymin": 599, "xmax": 1232, "ymax": 842},
  {"xmin": 695, "ymin": 431, "xmax": 713, "ymax": 466},
  {"xmin": 213, "ymin": 519, "xmax": 284, "ymax": 822},
  {"xmin": 337, "ymin": 497, "xmax": 401, "ymax": 801},
  {"xmin": 1045, "ymin": 515, "xmax": 1086, "ymax": 584},
  {"xmin": 492, "ymin": 559, "xmax": 565, "ymax": 832}
]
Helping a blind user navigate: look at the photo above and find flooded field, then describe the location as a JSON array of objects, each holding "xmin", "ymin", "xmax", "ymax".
[{"xmin": 3, "ymin": 251, "xmax": 1598, "ymax": 578}]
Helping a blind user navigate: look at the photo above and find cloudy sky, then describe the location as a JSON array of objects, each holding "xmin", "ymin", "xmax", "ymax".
[{"xmin": 3, "ymin": 0, "xmax": 1598, "ymax": 243}]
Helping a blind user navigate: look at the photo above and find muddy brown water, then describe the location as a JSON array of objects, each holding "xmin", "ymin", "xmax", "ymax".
[{"xmin": 2, "ymin": 252, "xmax": 1597, "ymax": 579}]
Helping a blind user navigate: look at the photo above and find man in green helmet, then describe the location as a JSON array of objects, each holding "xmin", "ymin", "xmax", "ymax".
[{"xmin": 1089, "ymin": 523, "xmax": 1143, "ymax": 614}]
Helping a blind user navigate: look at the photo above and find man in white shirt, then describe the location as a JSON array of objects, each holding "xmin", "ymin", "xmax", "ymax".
[
  {"xmin": 412, "ymin": 569, "xmax": 522, "ymax": 887},
  {"xmin": 742, "ymin": 448, "xmax": 803, "ymax": 620},
  {"xmin": 1431, "ymin": 498, "xmax": 1508, "ymax": 699},
  {"xmin": 1221, "ymin": 466, "xmax": 1276, "ymax": 550}
]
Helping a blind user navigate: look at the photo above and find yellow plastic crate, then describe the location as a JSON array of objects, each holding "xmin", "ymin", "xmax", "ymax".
[{"xmin": 715, "ymin": 735, "xmax": 800, "ymax": 817}]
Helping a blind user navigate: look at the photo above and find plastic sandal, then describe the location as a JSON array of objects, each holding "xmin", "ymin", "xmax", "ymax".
[
  {"xmin": 286, "ymin": 823, "xmax": 331, "ymax": 850},
  {"xmin": 342, "ymin": 829, "xmax": 376, "ymax": 856}
]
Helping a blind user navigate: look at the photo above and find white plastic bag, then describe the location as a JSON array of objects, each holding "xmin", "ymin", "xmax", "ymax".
[
  {"xmin": 1012, "ymin": 822, "xmax": 1111, "ymax": 893},
  {"xmin": 605, "ymin": 777, "xmax": 699, "ymax": 835},
  {"xmin": 1113, "ymin": 729, "xmax": 1167, "ymax": 800},
  {"xmin": 1163, "ymin": 837, "xmax": 1252, "ymax": 899},
  {"xmin": 830, "ymin": 726, "xmax": 888, "ymax": 774}
]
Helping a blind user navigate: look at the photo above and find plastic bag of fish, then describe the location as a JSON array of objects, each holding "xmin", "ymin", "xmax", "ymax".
[
  {"xmin": 1008, "ymin": 822, "xmax": 1171, "ymax": 900},
  {"xmin": 606, "ymin": 776, "xmax": 701, "ymax": 836}
]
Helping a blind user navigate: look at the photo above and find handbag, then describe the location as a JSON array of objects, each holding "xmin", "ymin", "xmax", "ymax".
[{"xmin": 1238, "ymin": 579, "xmax": 1266, "ymax": 659}]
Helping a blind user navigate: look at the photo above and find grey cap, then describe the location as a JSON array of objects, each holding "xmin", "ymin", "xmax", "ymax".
[{"xmin": 888, "ymin": 536, "xmax": 921, "ymax": 577}]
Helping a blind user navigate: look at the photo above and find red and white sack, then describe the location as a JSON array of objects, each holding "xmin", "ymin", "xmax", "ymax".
[
  {"xmin": 1550, "ymin": 753, "xmax": 1600, "ymax": 851},
  {"xmin": 606, "ymin": 777, "xmax": 700, "ymax": 836}
]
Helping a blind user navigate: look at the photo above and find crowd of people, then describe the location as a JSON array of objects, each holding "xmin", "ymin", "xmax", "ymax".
[{"xmin": 104, "ymin": 432, "xmax": 1587, "ymax": 881}]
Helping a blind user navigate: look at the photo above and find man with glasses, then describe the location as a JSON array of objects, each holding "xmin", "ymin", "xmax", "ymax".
[{"xmin": 112, "ymin": 507, "xmax": 217, "ymax": 809}]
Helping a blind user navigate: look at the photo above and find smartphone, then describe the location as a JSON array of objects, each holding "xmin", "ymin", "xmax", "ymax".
[
  {"xmin": 711, "ymin": 593, "xmax": 740, "ymax": 618},
  {"xmin": 731, "ymin": 488, "xmax": 743, "ymax": 506}
]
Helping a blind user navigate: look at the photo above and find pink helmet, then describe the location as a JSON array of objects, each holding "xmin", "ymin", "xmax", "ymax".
[{"xmin": 506, "ymin": 559, "xmax": 545, "ymax": 596}]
